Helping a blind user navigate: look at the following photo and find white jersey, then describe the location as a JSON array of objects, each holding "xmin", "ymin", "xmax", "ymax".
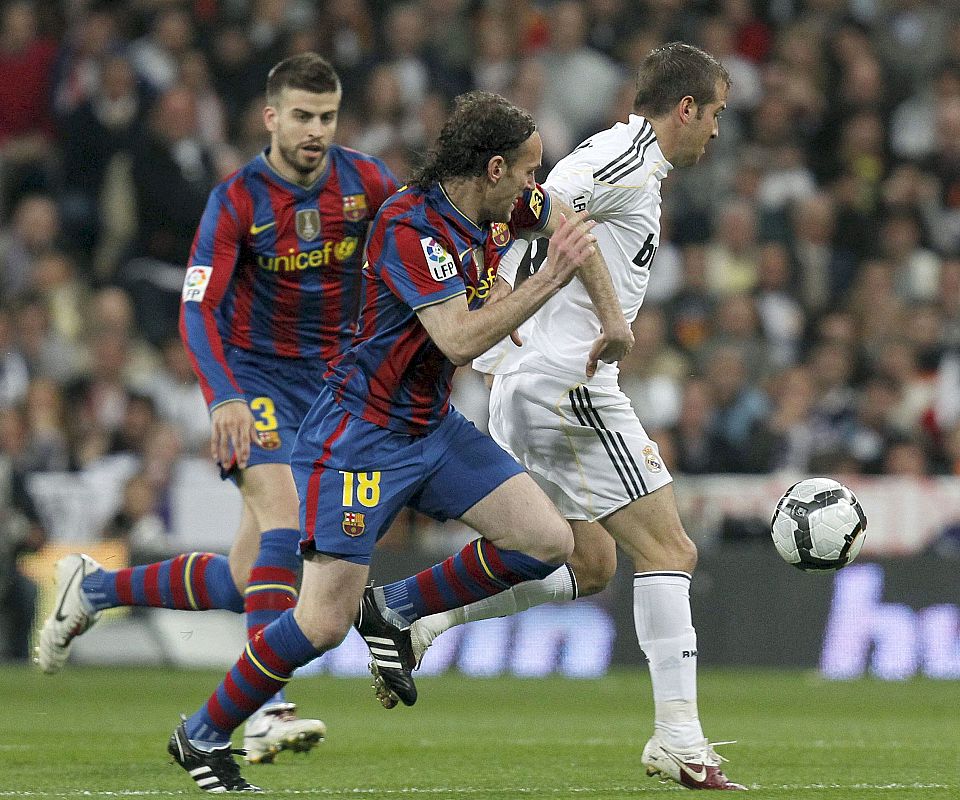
[{"xmin": 474, "ymin": 114, "xmax": 672, "ymax": 384}]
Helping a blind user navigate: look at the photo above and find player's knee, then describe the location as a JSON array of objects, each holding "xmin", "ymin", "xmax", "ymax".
[
  {"xmin": 537, "ymin": 518, "xmax": 574, "ymax": 565},
  {"xmin": 294, "ymin": 608, "xmax": 352, "ymax": 652},
  {"xmin": 570, "ymin": 546, "xmax": 617, "ymax": 596}
]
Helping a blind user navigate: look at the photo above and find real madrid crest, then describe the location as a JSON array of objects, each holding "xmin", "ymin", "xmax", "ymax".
[
  {"xmin": 642, "ymin": 445, "xmax": 663, "ymax": 473},
  {"xmin": 296, "ymin": 208, "xmax": 321, "ymax": 241}
]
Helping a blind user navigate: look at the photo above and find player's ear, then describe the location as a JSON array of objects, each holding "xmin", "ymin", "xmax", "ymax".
[
  {"xmin": 487, "ymin": 155, "xmax": 505, "ymax": 183},
  {"xmin": 264, "ymin": 105, "xmax": 279, "ymax": 133},
  {"xmin": 679, "ymin": 96, "xmax": 696, "ymax": 124}
]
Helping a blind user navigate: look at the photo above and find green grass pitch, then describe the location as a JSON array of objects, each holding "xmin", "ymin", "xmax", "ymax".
[{"xmin": 2, "ymin": 665, "xmax": 958, "ymax": 798}]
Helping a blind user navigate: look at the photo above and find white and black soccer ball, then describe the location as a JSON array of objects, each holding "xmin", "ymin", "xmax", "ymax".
[{"xmin": 770, "ymin": 477, "xmax": 868, "ymax": 571}]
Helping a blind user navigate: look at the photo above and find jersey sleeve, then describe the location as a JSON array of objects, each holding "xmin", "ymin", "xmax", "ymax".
[
  {"xmin": 508, "ymin": 183, "xmax": 552, "ymax": 233},
  {"xmin": 366, "ymin": 158, "xmax": 401, "ymax": 213},
  {"xmin": 543, "ymin": 161, "xmax": 595, "ymax": 212},
  {"xmin": 178, "ymin": 184, "xmax": 246, "ymax": 411},
  {"xmin": 371, "ymin": 217, "xmax": 467, "ymax": 310},
  {"xmin": 495, "ymin": 239, "xmax": 529, "ymax": 288}
]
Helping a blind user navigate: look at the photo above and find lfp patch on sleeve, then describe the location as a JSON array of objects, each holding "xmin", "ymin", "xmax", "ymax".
[
  {"xmin": 182, "ymin": 266, "xmax": 213, "ymax": 302},
  {"xmin": 420, "ymin": 237, "xmax": 458, "ymax": 282}
]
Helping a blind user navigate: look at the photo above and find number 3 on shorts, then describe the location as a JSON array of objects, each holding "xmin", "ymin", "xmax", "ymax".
[
  {"xmin": 250, "ymin": 396, "xmax": 278, "ymax": 431},
  {"xmin": 340, "ymin": 471, "xmax": 381, "ymax": 508}
]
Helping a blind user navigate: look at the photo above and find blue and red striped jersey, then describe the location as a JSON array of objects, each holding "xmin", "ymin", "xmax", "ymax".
[
  {"xmin": 179, "ymin": 145, "xmax": 399, "ymax": 409},
  {"xmin": 326, "ymin": 181, "xmax": 551, "ymax": 435}
]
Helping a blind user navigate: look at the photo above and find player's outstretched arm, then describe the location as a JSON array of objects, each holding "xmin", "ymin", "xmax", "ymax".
[
  {"xmin": 209, "ymin": 399, "xmax": 260, "ymax": 470},
  {"xmin": 417, "ymin": 213, "xmax": 596, "ymax": 365},
  {"xmin": 540, "ymin": 199, "xmax": 633, "ymax": 377}
]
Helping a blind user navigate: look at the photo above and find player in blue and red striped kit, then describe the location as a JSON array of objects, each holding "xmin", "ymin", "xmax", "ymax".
[
  {"xmin": 165, "ymin": 90, "xmax": 632, "ymax": 793},
  {"xmin": 36, "ymin": 54, "xmax": 398, "ymax": 771}
]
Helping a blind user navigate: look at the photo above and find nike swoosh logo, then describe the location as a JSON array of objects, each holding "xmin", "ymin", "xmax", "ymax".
[
  {"xmin": 249, "ymin": 221, "xmax": 276, "ymax": 235},
  {"xmin": 54, "ymin": 563, "xmax": 84, "ymax": 622},
  {"xmin": 664, "ymin": 751, "xmax": 708, "ymax": 783}
]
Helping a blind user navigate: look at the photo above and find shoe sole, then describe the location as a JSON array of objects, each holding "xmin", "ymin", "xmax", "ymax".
[
  {"xmin": 368, "ymin": 661, "xmax": 399, "ymax": 710},
  {"xmin": 244, "ymin": 730, "xmax": 325, "ymax": 764}
]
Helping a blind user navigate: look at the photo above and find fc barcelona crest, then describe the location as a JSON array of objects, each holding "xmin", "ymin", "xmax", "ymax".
[
  {"xmin": 296, "ymin": 208, "xmax": 321, "ymax": 241},
  {"xmin": 491, "ymin": 222, "xmax": 511, "ymax": 247},
  {"xmin": 257, "ymin": 430, "xmax": 281, "ymax": 450},
  {"xmin": 342, "ymin": 194, "xmax": 368, "ymax": 222},
  {"xmin": 342, "ymin": 511, "xmax": 366, "ymax": 537}
]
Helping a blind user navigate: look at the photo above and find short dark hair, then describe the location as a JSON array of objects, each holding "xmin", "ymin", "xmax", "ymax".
[
  {"xmin": 634, "ymin": 42, "xmax": 729, "ymax": 117},
  {"xmin": 411, "ymin": 91, "xmax": 536, "ymax": 190},
  {"xmin": 266, "ymin": 53, "xmax": 341, "ymax": 105}
]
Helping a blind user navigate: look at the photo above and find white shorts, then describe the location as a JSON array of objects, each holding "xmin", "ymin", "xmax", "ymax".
[{"xmin": 488, "ymin": 371, "xmax": 673, "ymax": 521}]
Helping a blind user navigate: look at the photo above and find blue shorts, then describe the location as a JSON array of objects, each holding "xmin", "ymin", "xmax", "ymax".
[
  {"xmin": 222, "ymin": 347, "xmax": 327, "ymax": 477},
  {"xmin": 291, "ymin": 384, "xmax": 524, "ymax": 564}
]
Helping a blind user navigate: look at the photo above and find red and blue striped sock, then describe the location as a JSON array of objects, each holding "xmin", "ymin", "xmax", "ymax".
[
  {"xmin": 380, "ymin": 538, "xmax": 560, "ymax": 624},
  {"xmin": 185, "ymin": 609, "xmax": 321, "ymax": 745},
  {"xmin": 244, "ymin": 528, "xmax": 301, "ymax": 640},
  {"xmin": 244, "ymin": 528, "xmax": 301, "ymax": 707},
  {"xmin": 80, "ymin": 553, "xmax": 243, "ymax": 613}
]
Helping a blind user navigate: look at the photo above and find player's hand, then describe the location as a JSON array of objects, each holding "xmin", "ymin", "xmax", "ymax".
[
  {"xmin": 585, "ymin": 322, "xmax": 634, "ymax": 378},
  {"xmin": 210, "ymin": 400, "xmax": 259, "ymax": 470},
  {"xmin": 543, "ymin": 212, "xmax": 596, "ymax": 288}
]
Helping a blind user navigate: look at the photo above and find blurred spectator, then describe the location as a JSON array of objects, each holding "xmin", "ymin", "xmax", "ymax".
[
  {"xmin": 0, "ymin": 1, "xmax": 58, "ymax": 214},
  {"xmin": 21, "ymin": 377, "xmax": 69, "ymax": 473},
  {"xmin": 0, "ymin": 429, "xmax": 45, "ymax": 660},
  {"xmin": 705, "ymin": 200, "xmax": 760, "ymax": 297},
  {"xmin": 753, "ymin": 241, "xmax": 805, "ymax": 368},
  {"xmin": 470, "ymin": 11, "xmax": 518, "ymax": 95},
  {"xmin": 317, "ymin": 0, "xmax": 377, "ymax": 99},
  {"xmin": 13, "ymin": 292, "xmax": 82, "ymax": 384},
  {"xmin": 0, "ymin": 308, "xmax": 28, "ymax": 408},
  {"xmin": 746, "ymin": 364, "xmax": 817, "ymax": 474},
  {"xmin": 619, "ymin": 307, "xmax": 690, "ymax": 431},
  {"xmin": 669, "ymin": 377, "xmax": 725, "ymax": 475},
  {"xmin": 702, "ymin": 344, "xmax": 770, "ymax": 471},
  {"xmin": 128, "ymin": 6, "xmax": 196, "ymax": 92},
  {"xmin": 538, "ymin": 0, "xmax": 622, "ymax": 138},
  {"xmin": 874, "ymin": 0, "xmax": 949, "ymax": 92},
  {"xmin": 504, "ymin": 58, "xmax": 574, "ymax": 171},
  {"xmin": 0, "ymin": 194, "xmax": 61, "ymax": 303},
  {"xmin": 787, "ymin": 192, "xmax": 857, "ymax": 314},
  {"xmin": 137, "ymin": 337, "xmax": 209, "ymax": 455},
  {"xmin": 889, "ymin": 60, "xmax": 960, "ymax": 162},
  {"xmin": 51, "ymin": 7, "xmax": 119, "ymax": 120},
  {"xmin": 31, "ymin": 250, "xmax": 90, "ymax": 346},
  {"xmin": 59, "ymin": 52, "xmax": 146, "ymax": 274},
  {"xmin": 102, "ymin": 472, "xmax": 166, "ymax": 559},
  {"xmin": 124, "ymin": 85, "xmax": 217, "ymax": 344},
  {"xmin": 878, "ymin": 205, "xmax": 941, "ymax": 303},
  {"xmin": 665, "ymin": 243, "xmax": 715, "ymax": 357}
]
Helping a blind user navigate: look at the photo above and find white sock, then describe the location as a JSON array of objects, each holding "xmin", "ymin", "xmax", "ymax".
[
  {"xmin": 415, "ymin": 565, "xmax": 577, "ymax": 644},
  {"xmin": 633, "ymin": 571, "xmax": 704, "ymax": 750}
]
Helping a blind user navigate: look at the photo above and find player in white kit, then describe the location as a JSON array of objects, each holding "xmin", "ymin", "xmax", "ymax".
[{"xmin": 406, "ymin": 43, "xmax": 744, "ymax": 791}]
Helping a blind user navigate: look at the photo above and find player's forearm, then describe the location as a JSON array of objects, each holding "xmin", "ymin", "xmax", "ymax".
[
  {"xmin": 577, "ymin": 247, "xmax": 630, "ymax": 335},
  {"xmin": 438, "ymin": 271, "xmax": 564, "ymax": 365}
]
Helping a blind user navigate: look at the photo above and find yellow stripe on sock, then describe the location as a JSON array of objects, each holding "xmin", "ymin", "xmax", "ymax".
[
  {"xmin": 184, "ymin": 552, "xmax": 200, "ymax": 610},
  {"xmin": 245, "ymin": 643, "xmax": 291, "ymax": 683},
  {"xmin": 243, "ymin": 584, "xmax": 299, "ymax": 597},
  {"xmin": 475, "ymin": 539, "xmax": 497, "ymax": 582}
]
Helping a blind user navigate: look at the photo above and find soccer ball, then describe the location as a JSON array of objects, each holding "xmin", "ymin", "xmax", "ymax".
[{"xmin": 770, "ymin": 477, "xmax": 867, "ymax": 571}]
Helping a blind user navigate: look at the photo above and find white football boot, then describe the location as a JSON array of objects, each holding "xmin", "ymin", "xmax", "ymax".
[
  {"xmin": 35, "ymin": 554, "xmax": 103, "ymax": 674},
  {"xmin": 641, "ymin": 735, "xmax": 746, "ymax": 790},
  {"xmin": 242, "ymin": 703, "xmax": 326, "ymax": 764}
]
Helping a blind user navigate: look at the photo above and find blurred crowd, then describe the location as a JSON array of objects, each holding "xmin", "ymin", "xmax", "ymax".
[{"xmin": 3, "ymin": 0, "xmax": 960, "ymax": 655}]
